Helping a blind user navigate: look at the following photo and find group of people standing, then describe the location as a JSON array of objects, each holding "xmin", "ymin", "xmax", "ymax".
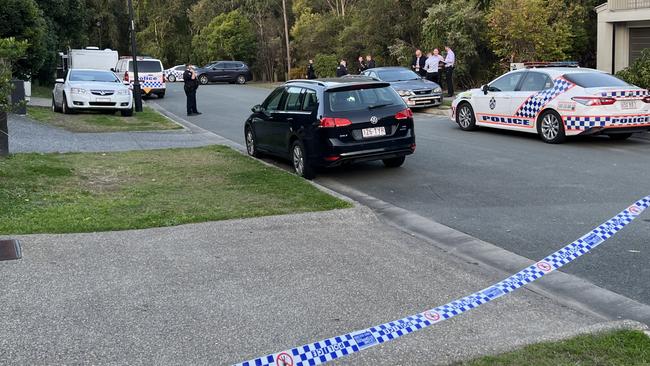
[
  {"xmin": 411, "ymin": 46, "xmax": 455, "ymax": 97},
  {"xmin": 305, "ymin": 55, "xmax": 377, "ymax": 79}
]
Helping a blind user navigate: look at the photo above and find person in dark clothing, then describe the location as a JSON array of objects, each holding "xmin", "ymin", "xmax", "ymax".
[
  {"xmin": 356, "ymin": 56, "xmax": 367, "ymax": 74},
  {"xmin": 365, "ymin": 55, "xmax": 376, "ymax": 69},
  {"xmin": 335, "ymin": 60, "xmax": 348, "ymax": 77},
  {"xmin": 411, "ymin": 49, "xmax": 427, "ymax": 77},
  {"xmin": 306, "ymin": 59, "xmax": 316, "ymax": 79},
  {"xmin": 183, "ymin": 64, "xmax": 200, "ymax": 116}
]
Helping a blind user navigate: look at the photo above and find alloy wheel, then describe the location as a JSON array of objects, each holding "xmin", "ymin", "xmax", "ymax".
[
  {"xmin": 458, "ymin": 105, "xmax": 472, "ymax": 128},
  {"xmin": 246, "ymin": 130, "xmax": 255, "ymax": 156},
  {"xmin": 541, "ymin": 113, "xmax": 560, "ymax": 140},
  {"xmin": 292, "ymin": 144, "xmax": 304, "ymax": 176}
]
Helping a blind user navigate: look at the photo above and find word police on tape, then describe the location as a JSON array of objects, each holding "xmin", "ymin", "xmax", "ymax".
[{"xmin": 234, "ymin": 196, "xmax": 650, "ymax": 366}]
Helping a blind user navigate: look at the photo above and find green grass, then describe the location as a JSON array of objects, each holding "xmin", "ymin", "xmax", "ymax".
[
  {"xmin": 27, "ymin": 105, "xmax": 181, "ymax": 132},
  {"xmin": 456, "ymin": 330, "xmax": 650, "ymax": 366},
  {"xmin": 30, "ymin": 84, "xmax": 52, "ymax": 99},
  {"xmin": 0, "ymin": 146, "xmax": 351, "ymax": 234},
  {"xmin": 248, "ymin": 82, "xmax": 283, "ymax": 90}
]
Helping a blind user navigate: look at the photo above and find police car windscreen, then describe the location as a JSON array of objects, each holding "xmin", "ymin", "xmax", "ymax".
[
  {"xmin": 327, "ymin": 87, "xmax": 403, "ymax": 112},
  {"xmin": 376, "ymin": 69, "xmax": 421, "ymax": 82},
  {"xmin": 563, "ymin": 72, "xmax": 630, "ymax": 88},
  {"xmin": 129, "ymin": 61, "xmax": 163, "ymax": 73},
  {"xmin": 69, "ymin": 70, "xmax": 120, "ymax": 83}
]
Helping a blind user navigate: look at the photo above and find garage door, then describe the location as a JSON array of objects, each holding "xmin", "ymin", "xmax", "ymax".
[{"xmin": 629, "ymin": 27, "xmax": 650, "ymax": 64}]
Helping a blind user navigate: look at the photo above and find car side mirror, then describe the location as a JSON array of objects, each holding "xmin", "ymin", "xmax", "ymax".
[
  {"xmin": 55, "ymin": 78, "xmax": 64, "ymax": 84},
  {"xmin": 482, "ymin": 84, "xmax": 489, "ymax": 95},
  {"xmin": 110, "ymin": 68, "xmax": 116, "ymax": 72},
  {"xmin": 251, "ymin": 104, "xmax": 264, "ymax": 113}
]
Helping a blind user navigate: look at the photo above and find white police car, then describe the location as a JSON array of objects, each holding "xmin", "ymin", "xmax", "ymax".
[
  {"xmin": 164, "ymin": 64, "xmax": 185, "ymax": 82},
  {"xmin": 450, "ymin": 66, "xmax": 650, "ymax": 143}
]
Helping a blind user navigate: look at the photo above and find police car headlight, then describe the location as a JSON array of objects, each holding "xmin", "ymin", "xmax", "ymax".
[
  {"xmin": 116, "ymin": 89, "xmax": 130, "ymax": 95},
  {"xmin": 397, "ymin": 90, "xmax": 413, "ymax": 97},
  {"xmin": 70, "ymin": 87, "xmax": 86, "ymax": 95},
  {"xmin": 433, "ymin": 87, "xmax": 442, "ymax": 93}
]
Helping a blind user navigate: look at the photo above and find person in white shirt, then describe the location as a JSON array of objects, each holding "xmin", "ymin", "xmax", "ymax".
[
  {"xmin": 425, "ymin": 49, "xmax": 444, "ymax": 85},
  {"xmin": 443, "ymin": 45, "xmax": 455, "ymax": 97}
]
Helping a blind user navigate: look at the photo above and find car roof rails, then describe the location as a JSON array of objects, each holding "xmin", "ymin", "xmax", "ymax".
[
  {"xmin": 286, "ymin": 79, "xmax": 327, "ymax": 87},
  {"xmin": 523, "ymin": 61, "xmax": 579, "ymax": 68}
]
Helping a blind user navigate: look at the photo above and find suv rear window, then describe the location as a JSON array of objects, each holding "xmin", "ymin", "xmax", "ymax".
[
  {"xmin": 129, "ymin": 60, "xmax": 163, "ymax": 73},
  {"xmin": 326, "ymin": 86, "xmax": 403, "ymax": 112},
  {"xmin": 563, "ymin": 72, "xmax": 630, "ymax": 88}
]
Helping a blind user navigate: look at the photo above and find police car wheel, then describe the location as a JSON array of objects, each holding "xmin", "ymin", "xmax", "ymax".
[
  {"xmin": 236, "ymin": 75, "xmax": 246, "ymax": 85},
  {"xmin": 199, "ymin": 75, "xmax": 209, "ymax": 85},
  {"xmin": 608, "ymin": 133, "xmax": 632, "ymax": 141},
  {"xmin": 168, "ymin": 74, "xmax": 176, "ymax": 83},
  {"xmin": 537, "ymin": 110, "xmax": 565, "ymax": 144},
  {"xmin": 456, "ymin": 103, "xmax": 476, "ymax": 131}
]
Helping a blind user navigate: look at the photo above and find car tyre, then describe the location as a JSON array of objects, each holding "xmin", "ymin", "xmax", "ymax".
[
  {"xmin": 291, "ymin": 140, "xmax": 315, "ymax": 180},
  {"xmin": 167, "ymin": 74, "xmax": 176, "ymax": 83},
  {"xmin": 245, "ymin": 127, "xmax": 261, "ymax": 158},
  {"xmin": 121, "ymin": 105, "xmax": 134, "ymax": 117},
  {"xmin": 537, "ymin": 110, "xmax": 565, "ymax": 144},
  {"xmin": 199, "ymin": 74, "xmax": 209, "ymax": 85},
  {"xmin": 383, "ymin": 156, "xmax": 406, "ymax": 168},
  {"xmin": 456, "ymin": 102, "xmax": 477, "ymax": 131},
  {"xmin": 62, "ymin": 94, "xmax": 73, "ymax": 114},
  {"xmin": 51, "ymin": 95, "xmax": 61, "ymax": 113},
  {"xmin": 608, "ymin": 133, "xmax": 633, "ymax": 141},
  {"xmin": 236, "ymin": 75, "xmax": 247, "ymax": 85}
]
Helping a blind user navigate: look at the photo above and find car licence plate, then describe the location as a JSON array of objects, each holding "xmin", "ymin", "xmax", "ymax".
[
  {"xmin": 621, "ymin": 100, "xmax": 637, "ymax": 110},
  {"xmin": 362, "ymin": 126, "xmax": 386, "ymax": 138},
  {"xmin": 97, "ymin": 97, "xmax": 111, "ymax": 102}
]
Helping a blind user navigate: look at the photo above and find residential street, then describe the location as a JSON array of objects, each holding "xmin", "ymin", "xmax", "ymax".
[{"xmin": 153, "ymin": 83, "xmax": 650, "ymax": 306}]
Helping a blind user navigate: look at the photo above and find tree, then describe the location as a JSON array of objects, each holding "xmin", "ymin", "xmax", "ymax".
[
  {"xmin": 191, "ymin": 10, "xmax": 257, "ymax": 66},
  {"xmin": 422, "ymin": 0, "xmax": 491, "ymax": 87},
  {"xmin": 0, "ymin": 37, "xmax": 29, "ymax": 156},
  {"xmin": 486, "ymin": 0, "xmax": 575, "ymax": 64},
  {"xmin": 0, "ymin": 0, "xmax": 47, "ymax": 78},
  {"xmin": 281, "ymin": 0, "xmax": 291, "ymax": 78}
]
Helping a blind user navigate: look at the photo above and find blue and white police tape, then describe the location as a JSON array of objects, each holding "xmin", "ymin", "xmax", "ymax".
[{"xmin": 234, "ymin": 196, "xmax": 650, "ymax": 366}]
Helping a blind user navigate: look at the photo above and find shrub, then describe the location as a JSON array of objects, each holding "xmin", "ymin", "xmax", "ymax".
[
  {"xmin": 314, "ymin": 54, "xmax": 339, "ymax": 78},
  {"xmin": 616, "ymin": 49, "xmax": 650, "ymax": 89}
]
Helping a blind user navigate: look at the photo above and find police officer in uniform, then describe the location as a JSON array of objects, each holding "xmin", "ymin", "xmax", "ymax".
[
  {"xmin": 356, "ymin": 56, "xmax": 367, "ymax": 74},
  {"xmin": 183, "ymin": 64, "xmax": 201, "ymax": 116},
  {"xmin": 336, "ymin": 60, "xmax": 348, "ymax": 77},
  {"xmin": 365, "ymin": 55, "xmax": 376, "ymax": 70},
  {"xmin": 306, "ymin": 59, "xmax": 316, "ymax": 79}
]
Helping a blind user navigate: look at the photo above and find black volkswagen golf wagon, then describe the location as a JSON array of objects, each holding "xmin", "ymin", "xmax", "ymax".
[{"xmin": 244, "ymin": 78, "xmax": 416, "ymax": 179}]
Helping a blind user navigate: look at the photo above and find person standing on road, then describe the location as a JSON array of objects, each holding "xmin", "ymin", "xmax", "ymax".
[
  {"xmin": 411, "ymin": 49, "xmax": 427, "ymax": 78},
  {"xmin": 306, "ymin": 59, "xmax": 316, "ymax": 79},
  {"xmin": 183, "ymin": 64, "xmax": 201, "ymax": 116},
  {"xmin": 356, "ymin": 56, "xmax": 367, "ymax": 74},
  {"xmin": 425, "ymin": 49, "xmax": 444, "ymax": 85},
  {"xmin": 336, "ymin": 59, "xmax": 348, "ymax": 77},
  {"xmin": 366, "ymin": 55, "xmax": 376, "ymax": 70},
  {"xmin": 443, "ymin": 45, "xmax": 455, "ymax": 97}
]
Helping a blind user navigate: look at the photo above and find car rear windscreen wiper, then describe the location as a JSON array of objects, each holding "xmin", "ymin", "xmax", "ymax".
[{"xmin": 368, "ymin": 103, "xmax": 392, "ymax": 110}]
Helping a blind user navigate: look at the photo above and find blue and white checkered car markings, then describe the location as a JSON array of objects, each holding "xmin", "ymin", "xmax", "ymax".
[
  {"xmin": 514, "ymin": 77, "xmax": 575, "ymax": 119},
  {"xmin": 234, "ymin": 196, "xmax": 650, "ymax": 366},
  {"xmin": 600, "ymin": 89, "xmax": 649, "ymax": 98},
  {"xmin": 565, "ymin": 115, "xmax": 650, "ymax": 131}
]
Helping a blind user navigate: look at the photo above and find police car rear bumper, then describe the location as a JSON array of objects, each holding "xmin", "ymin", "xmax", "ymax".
[{"xmin": 578, "ymin": 126, "xmax": 650, "ymax": 136}]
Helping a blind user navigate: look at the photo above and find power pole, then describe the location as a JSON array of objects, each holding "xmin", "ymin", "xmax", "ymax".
[
  {"xmin": 281, "ymin": 0, "xmax": 291, "ymax": 79},
  {"xmin": 127, "ymin": 0, "xmax": 143, "ymax": 112}
]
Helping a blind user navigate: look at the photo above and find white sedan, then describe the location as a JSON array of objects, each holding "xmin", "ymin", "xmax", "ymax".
[
  {"xmin": 52, "ymin": 69, "xmax": 133, "ymax": 116},
  {"xmin": 450, "ymin": 67, "xmax": 650, "ymax": 143}
]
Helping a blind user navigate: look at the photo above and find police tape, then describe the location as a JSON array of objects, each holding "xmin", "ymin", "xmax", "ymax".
[{"xmin": 234, "ymin": 196, "xmax": 650, "ymax": 366}]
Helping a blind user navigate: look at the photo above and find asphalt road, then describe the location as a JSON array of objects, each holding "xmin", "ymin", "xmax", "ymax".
[{"xmin": 154, "ymin": 83, "xmax": 650, "ymax": 305}]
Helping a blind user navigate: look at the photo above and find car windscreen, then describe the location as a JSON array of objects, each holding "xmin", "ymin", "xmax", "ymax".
[
  {"xmin": 376, "ymin": 69, "xmax": 421, "ymax": 82},
  {"xmin": 326, "ymin": 86, "xmax": 403, "ymax": 112},
  {"xmin": 563, "ymin": 72, "xmax": 631, "ymax": 88},
  {"xmin": 69, "ymin": 70, "xmax": 120, "ymax": 82},
  {"xmin": 128, "ymin": 60, "xmax": 163, "ymax": 73}
]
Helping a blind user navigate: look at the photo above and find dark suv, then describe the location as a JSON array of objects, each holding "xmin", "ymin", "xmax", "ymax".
[
  {"xmin": 196, "ymin": 61, "xmax": 253, "ymax": 85},
  {"xmin": 244, "ymin": 79, "xmax": 416, "ymax": 179}
]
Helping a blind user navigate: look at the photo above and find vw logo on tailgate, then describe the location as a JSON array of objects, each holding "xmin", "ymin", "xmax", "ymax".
[{"xmin": 370, "ymin": 116, "xmax": 379, "ymax": 124}]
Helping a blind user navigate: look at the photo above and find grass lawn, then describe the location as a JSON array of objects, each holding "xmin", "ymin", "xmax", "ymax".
[
  {"xmin": 27, "ymin": 105, "xmax": 181, "ymax": 133},
  {"xmin": 30, "ymin": 84, "xmax": 52, "ymax": 99},
  {"xmin": 0, "ymin": 145, "xmax": 350, "ymax": 234},
  {"xmin": 456, "ymin": 330, "xmax": 650, "ymax": 366}
]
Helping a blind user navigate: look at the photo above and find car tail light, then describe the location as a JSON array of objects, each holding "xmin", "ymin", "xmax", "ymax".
[
  {"xmin": 124, "ymin": 71, "xmax": 129, "ymax": 82},
  {"xmin": 324, "ymin": 155, "xmax": 341, "ymax": 161},
  {"xmin": 643, "ymin": 96, "xmax": 650, "ymax": 103},
  {"xmin": 572, "ymin": 96, "xmax": 616, "ymax": 106},
  {"xmin": 410, "ymin": 143, "xmax": 416, "ymax": 152},
  {"xmin": 395, "ymin": 108, "xmax": 413, "ymax": 120},
  {"xmin": 320, "ymin": 117, "xmax": 352, "ymax": 128}
]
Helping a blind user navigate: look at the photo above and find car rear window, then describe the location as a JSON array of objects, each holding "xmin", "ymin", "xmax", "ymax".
[
  {"xmin": 129, "ymin": 60, "xmax": 163, "ymax": 73},
  {"xmin": 326, "ymin": 86, "xmax": 403, "ymax": 112},
  {"xmin": 563, "ymin": 72, "xmax": 630, "ymax": 88}
]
